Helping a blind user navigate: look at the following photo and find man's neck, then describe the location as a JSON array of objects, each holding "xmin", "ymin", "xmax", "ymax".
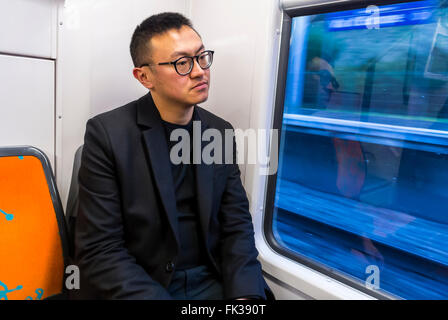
[{"xmin": 151, "ymin": 93, "xmax": 194, "ymax": 125}]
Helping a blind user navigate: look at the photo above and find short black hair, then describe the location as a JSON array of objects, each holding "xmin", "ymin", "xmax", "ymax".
[{"xmin": 130, "ymin": 12, "xmax": 196, "ymax": 67}]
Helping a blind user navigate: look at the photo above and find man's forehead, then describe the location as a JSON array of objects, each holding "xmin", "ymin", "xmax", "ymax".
[{"xmin": 149, "ymin": 26, "xmax": 203, "ymax": 58}]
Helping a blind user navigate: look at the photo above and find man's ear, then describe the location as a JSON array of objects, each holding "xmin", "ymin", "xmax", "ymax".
[{"xmin": 133, "ymin": 67, "xmax": 154, "ymax": 89}]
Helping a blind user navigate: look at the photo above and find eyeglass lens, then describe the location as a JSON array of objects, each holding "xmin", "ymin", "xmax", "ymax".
[
  {"xmin": 175, "ymin": 51, "xmax": 213, "ymax": 75},
  {"xmin": 318, "ymin": 70, "xmax": 339, "ymax": 89}
]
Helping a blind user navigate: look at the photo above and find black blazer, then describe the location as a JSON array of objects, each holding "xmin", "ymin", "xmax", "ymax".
[{"xmin": 74, "ymin": 93, "xmax": 273, "ymax": 300}]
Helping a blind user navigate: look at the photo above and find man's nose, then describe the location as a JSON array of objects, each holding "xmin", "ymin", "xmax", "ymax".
[{"xmin": 190, "ymin": 59, "xmax": 205, "ymax": 78}]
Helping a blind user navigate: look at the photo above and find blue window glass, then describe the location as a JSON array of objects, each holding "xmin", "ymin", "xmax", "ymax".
[{"xmin": 273, "ymin": 0, "xmax": 448, "ymax": 299}]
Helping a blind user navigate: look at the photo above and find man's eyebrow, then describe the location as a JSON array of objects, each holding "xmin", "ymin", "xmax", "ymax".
[{"xmin": 171, "ymin": 44, "xmax": 205, "ymax": 58}]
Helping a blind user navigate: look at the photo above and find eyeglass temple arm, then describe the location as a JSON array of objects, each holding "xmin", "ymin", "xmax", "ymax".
[{"xmin": 138, "ymin": 62, "xmax": 173, "ymax": 67}]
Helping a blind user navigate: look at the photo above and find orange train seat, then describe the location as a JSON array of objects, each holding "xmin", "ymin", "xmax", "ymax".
[{"xmin": 0, "ymin": 146, "xmax": 69, "ymax": 300}]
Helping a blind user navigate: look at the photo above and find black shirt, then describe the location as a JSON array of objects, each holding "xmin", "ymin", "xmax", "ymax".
[{"xmin": 161, "ymin": 116, "xmax": 207, "ymax": 270}]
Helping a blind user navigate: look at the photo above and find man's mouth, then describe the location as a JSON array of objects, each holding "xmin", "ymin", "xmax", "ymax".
[{"xmin": 192, "ymin": 81, "xmax": 208, "ymax": 90}]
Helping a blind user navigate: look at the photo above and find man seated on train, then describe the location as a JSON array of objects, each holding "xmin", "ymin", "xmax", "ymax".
[{"xmin": 73, "ymin": 12, "xmax": 273, "ymax": 300}]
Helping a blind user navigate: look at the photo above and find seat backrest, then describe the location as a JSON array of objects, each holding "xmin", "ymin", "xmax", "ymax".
[
  {"xmin": 65, "ymin": 145, "xmax": 83, "ymax": 259},
  {"xmin": 0, "ymin": 146, "xmax": 69, "ymax": 300}
]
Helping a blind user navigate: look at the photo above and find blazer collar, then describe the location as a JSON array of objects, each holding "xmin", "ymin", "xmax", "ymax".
[{"xmin": 136, "ymin": 92, "xmax": 162, "ymax": 128}]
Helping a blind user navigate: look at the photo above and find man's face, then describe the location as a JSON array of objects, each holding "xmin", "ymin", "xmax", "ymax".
[
  {"xmin": 145, "ymin": 25, "xmax": 210, "ymax": 108},
  {"xmin": 304, "ymin": 57, "xmax": 338, "ymax": 108}
]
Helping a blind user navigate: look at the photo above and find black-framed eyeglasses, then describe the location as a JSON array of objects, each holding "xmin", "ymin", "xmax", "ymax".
[
  {"xmin": 140, "ymin": 50, "xmax": 214, "ymax": 76},
  {"xmin": 316, "ymin": 69, "xmax": 340, "ymax": 90}
]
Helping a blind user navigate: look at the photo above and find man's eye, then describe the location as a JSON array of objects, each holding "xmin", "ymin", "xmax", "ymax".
[{"xmin": 178, "ymin": 60, "xmax": 188, "ymax": 66}]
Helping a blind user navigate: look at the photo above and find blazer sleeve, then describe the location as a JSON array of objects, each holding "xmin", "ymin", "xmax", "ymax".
[
  {"xmin": 74, "ymin": 117, "xmax": 172, "ymax": 299},
  {"xmin": 218, "ymin": 123, "xmax": 274, "ymax": 300}
]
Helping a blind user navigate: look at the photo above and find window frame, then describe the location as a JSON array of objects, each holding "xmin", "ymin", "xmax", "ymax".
[{"xmin": 263, "ymin": 0, "xmax": 430, "ymax": 300}]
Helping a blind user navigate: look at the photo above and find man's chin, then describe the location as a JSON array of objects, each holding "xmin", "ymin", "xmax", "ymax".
[{"xmin": 193, "ymin": 94, "xmax": 209, "ymax": 105}]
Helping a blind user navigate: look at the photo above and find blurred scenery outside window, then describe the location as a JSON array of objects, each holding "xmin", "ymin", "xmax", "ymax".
[{"xmin": 273, "ymin": 0, "xmax": 448, "ymax": 299}]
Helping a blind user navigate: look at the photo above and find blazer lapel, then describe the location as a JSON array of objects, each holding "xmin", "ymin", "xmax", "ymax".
[{"xmin": 137, "ymin": 93, "xmax": 180, "ymax": 249}]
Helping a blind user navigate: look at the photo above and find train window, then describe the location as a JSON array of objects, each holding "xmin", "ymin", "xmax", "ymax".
[{"xmin": 268, "ymin": 0, "xmax": 448, "ymax": 299}]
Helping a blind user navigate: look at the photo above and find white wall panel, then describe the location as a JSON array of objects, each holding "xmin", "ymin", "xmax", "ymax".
[
  {"xmin": 189, "ymin": 1, "xmax": 259, "ymax": 132},
  {"xmin": 0, "ymin": 0, "xmax": 58, "ymax": 58},
  {"xmin": 0, "ymin": 54, "xmax": 55, "ymax": 169},
  {"xmin": 57, "ymin": 0, "xmax": 189, "ymax": 209},
  {"xmin": 189, "ymin": 0, "xmax": 270, "ymax": 185}
]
